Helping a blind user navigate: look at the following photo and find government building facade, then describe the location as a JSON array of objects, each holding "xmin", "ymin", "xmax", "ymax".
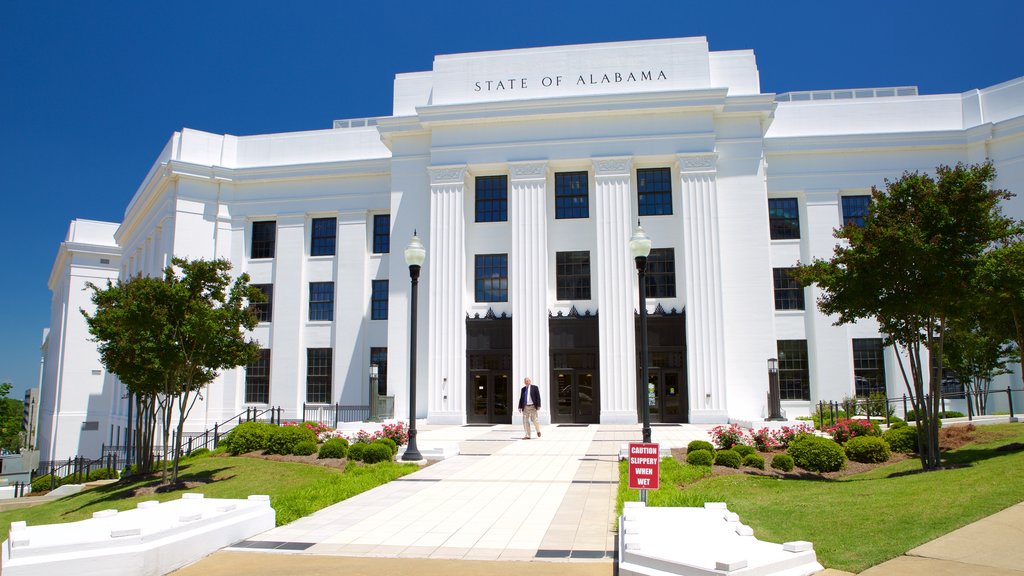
[{"xmin": 39, "ymin": 37, "xmax": 1024, "ymax": 460}]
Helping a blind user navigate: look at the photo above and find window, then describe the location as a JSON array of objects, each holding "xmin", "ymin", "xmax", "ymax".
[
  {"xmin": 841, "ymin": 195, "xmax": 871, "ymax": 228},
  {"xmin": 853, "ymin": 338, "xmax": 886, "ymax": 397},
  {"xmin": 311, "ymin": 217, "xmax": 337, "ymax": 256},
  {"xmin": 309, "ymin": 282, "xmax": 334, "ymax": 321},
  {"xmin": 940, "ymin": 368, "xmax": 965, "ymax": 399},
  {"xmin": 646, "ymin": 248, "xmax": 676, "ymax": 298},
  {"xmin": 555, "ymin": 171, "xmax": 589, "ymax": 219},
  {"xmin": 768, "ymin": 198, "xmax": 800, "ymax": 240},
  {"xmin": 638, "ymin": 168, "xmax": 673, "ymax": 216},
  {"xmin": 245, "ymin": 349, "xmax": 271, "ymax": 404},
  {"xmin": 250, "ymin": 284, "xmax": 273, "ymax": 323},
  {"xmin": 373, "ymin": 214, "xmax": 390, "ymax": 254},
  {"xmin": 370, "ymin": 347, "xmax": 388, "ymax": 396},
  {"xmin": 371, "ymin": 280, "xmax": 389, "ymax": 320},
  {"xmin": 251, "ymin": 221, "xmax": 276, "ymax": 259},
  {"xmin": 475, "ymin": 254, "xmax": 508, "ymax": 302},
  {"xmin": 306, "ymin": 348, "xmax": 332, "ymax": 404},
  {"xmin": 556, "ymin": 251, "xmax": 591, "ymax": 300},
  {"xmin": 773, "ymin": 268, "xmax": 805, "ymax": 310},
  {"xmin": 777, "ymin": 341, "xmax": 810, "ymax": 400},
  {"xmin": 475, "ymin": 176, "xmax": 508, "ymax": 222}
]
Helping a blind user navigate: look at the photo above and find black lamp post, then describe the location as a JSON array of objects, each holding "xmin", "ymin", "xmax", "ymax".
[
  {"xmin": 766, "ymin": 357, "xmax": 784, "ymax": 421},
  {"xmin": 630, "ymin": 222, "xmax": 653, "ymax": 444},
  {"xmin": 402, "ymin": 232, "xmax": 425, "ymax": 461},
  {"xmin": 368, "ymin": 364, "xmax": 379, "ymax": 422}
]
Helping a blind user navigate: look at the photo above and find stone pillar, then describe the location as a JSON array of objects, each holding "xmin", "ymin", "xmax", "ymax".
[
  {"xmin": 271, "ymin": 214, "xmax": 307, "ymax": 418},
  {"xmin": 426, "ymin": 166, "xmax": 467, "ymax": 423},
  {"xmin": 509, "ymin": 162, "xmax": 550, "ymax": 421},
  {"xmin": 678, "ymin": 153, "xmax": 728, "ymax": 422},
  {"xmin": 592, "ymin": 157, "xmax": 639, "ymax": 423},
  {"xmin": 334, "ymin": 211, "xmax": 368, "ymax": 405}
]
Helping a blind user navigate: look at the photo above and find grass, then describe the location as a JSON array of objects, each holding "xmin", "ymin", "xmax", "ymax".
[
  {"xmin": 0, "ymin": 452, "xmax": 418, "ymax": 543},
  {"xmin": 618, "ymin": 423, "xmax": 1024, "ymax": 573}
]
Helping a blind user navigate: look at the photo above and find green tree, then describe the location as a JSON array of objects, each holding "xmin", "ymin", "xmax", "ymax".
[
  {"xmin": 976, "ymin": 240, "xmax": 1024, "ymax": 383},
  {"xmin": 942, "ymin": 313, "xmax": 1015, "ymax": 416},
  {"xmin": 0, "ymin": 383, "xmax": 23, "ymax": 453},
  {"xmin": 793, "ymin": 162, "xmax": 1018, "ymax": 470},
  {"xmin": 84, "ymin": 258, "xmax": 263, "ymax": 483}
]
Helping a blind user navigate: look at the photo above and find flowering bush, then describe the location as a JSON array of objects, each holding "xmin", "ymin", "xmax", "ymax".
[
  {"xmin": 710, "ymin": 424, "xmax": 748, "ymax": 450},
  {"xmin": 317, "ymin": 428, "xmax": 347, "ymax": 443},
  {"xmin": 750, "ymin": 428, "xmax": 780, "ymax": 452},
  {"xmin": 771, "ymin": 423, "xmax": 816, "ymax": 448},
  {"xmin": 380, "ymin": 421, "xmax": 409, "ymax": 446},
  {"xmin": 352, "ymin": 429, "xmax": 382, "ymax": 444},
  {"xmin": 828, "ymin": 418, "xmax": 880, "ymax": 444}
]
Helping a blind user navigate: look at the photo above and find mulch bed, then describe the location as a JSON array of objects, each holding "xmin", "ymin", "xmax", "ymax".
[{"xmin": 225, "ymin": 450, "xmax": 350, "ymax": 471}]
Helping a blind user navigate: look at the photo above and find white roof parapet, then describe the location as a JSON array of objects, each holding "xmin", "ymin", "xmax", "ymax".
[{"xmin": 776, "ymin": 86, "xmax": 919, "ymax": 102}]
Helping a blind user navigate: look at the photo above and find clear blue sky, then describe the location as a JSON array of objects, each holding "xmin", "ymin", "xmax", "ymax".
[{"xmin": 1, "ymin": 1, "xmax": 1022, "ymax": 398}]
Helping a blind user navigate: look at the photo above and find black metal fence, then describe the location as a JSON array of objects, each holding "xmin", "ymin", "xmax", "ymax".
[
  {"xmin": 302, "ymin": 403, "xmax": 370, "ymax": 428},
  {"xmin": 36, "ymin": 453, "xmax": 125, "ymax": 491},
  {"xmin": 815, "ymin": 386, "xmax": 1020, "ymax": 430}
]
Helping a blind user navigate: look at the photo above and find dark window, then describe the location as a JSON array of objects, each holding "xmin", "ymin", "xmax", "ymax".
[
  {"xmin": 555, "ymin": 171, "xmax": 589, "ymax": 219},
  {"xmin": 773, "ymin": 268, "xmax": 805, "ymax": 310},
  {"xmin": 475, "ymin": 176, "xmax": 508, "ymax": 223},
  {"xmin": 250, "ymin": 284, "xmax": 273, "ymax": 323},
  {"xmin": 310, "ymin": 217, "xmax": 337, "ymax": 256},
  {"xmin": 853, "ymin": 338, "xmax": 886, "ymax": 397},
  {"xmin": 306, "ymin": 348, "xmax": 332, "ymax": 404},
  {"xmin": 646, "ymin": 248, "xmax": 676, "ymax": 298},
  {"xmin": 556, "ymin": 251, "xmax": 591, "ymax": 300},
  {"xmin": 777, "ymin": 341, "xmax": 810, "ymax": 400},
  {"xmin": 940, "ymin": 367, "xmax": 965, "ymax": 399},
  {"xmin": 841, "ymin": 195, "xmax": 871, "ymax": 228},
  {"xmin": 309, "ymin": 282, "xmax": 334, "ymax": 321},
  {"xmin": 371, "ymin": 280, "xmax": 389, "ymax": 320},
  {"xmin": 370, "ymin": 347, "xmax": 388, "ymax": 396},
  {"xmin": 373, "ymin": 214, "xmax": 390, "ymax": 254},
  {"xmin": 475, "ymin": 254, "xmax": 508, "ymax": 302},
  {"xmin": 638, "ymin": 168, "xmax": 673, "ymax": 216},
  {"xmin": 768, "ymin": 198, "xmax": 800, "ymax": 240},
  {"xmin": 245, "ymin": 349, "xmax": 271, "ymax": 404},
  {"xmin": 251, "ymin": 221, "xmax": 276, "ymax": 259}
]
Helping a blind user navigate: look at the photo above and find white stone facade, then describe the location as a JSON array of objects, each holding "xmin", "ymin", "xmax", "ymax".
[{"xmin": 40, "ymin": 37, "xmax": 1024, "ymax": 459}]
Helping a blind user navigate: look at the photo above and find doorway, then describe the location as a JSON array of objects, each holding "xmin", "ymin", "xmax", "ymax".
[
  {"xmin": 636, "ymin": 313, "xmax": 688, "ymax": 423},
  {"xmin": 468, "ymin": 370, "xmax": 511, "ymax": 424},
  {"xmin": 549, "ymin": 314, "xmax": 601, "ymax": 424},
  {"xmin": 466, "ymin": 315, "xmax": 512, "ymax": 424}
]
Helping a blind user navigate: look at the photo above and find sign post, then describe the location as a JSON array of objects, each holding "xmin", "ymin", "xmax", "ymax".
[{"xmin": 627, "ymin": 442, "xmax": 660, "ymax": 503}]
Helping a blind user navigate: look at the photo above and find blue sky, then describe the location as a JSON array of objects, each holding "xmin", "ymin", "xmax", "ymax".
[{"xmin": 1, "ymin": 1, "xmax": 1022, "ymax": 399}]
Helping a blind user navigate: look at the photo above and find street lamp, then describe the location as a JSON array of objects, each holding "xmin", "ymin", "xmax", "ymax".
[
  {"xmin": 630, "ymin": 221, "xmax": 653, "ymax": 444},
  {"xmin": 402, "ymin": 231, "xmax": 426, "ymax": 461},
  {"xmin": 766, "ymin": 357, "xmax": 784, "ymax": 421},
  {"xmin": 368, "ymin": 364, "xmax": 379, "ymax": 421}
]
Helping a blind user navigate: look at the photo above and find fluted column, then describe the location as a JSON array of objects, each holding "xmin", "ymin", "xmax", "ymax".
[
  {"xmin": 592, "ymin": 157, "xmax": 639, "ymax": 423},
  {"xmin": 426, "ymin": 166, "xmax": 467, "ymax": 423},
  {"xmin": 679, "ymin": 153, "xmax": 728, "ymax": 419},
  {"xmin": 509, "ymin": 161, "xmax": 550, "ymax": 421}
]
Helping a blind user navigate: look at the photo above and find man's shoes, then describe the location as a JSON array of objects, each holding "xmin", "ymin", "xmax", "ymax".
[
  {"xmin": 522, "ymin": 436, "xmax": 530, "ymax": 440},
  {"xmin": 537, "ymin": 432, "xmax": 541, "ymax": 437}
]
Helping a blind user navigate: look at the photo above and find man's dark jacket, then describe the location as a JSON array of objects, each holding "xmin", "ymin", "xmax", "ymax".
[{"xmin": 518, "ymin": 385, "xmax": 541, "ymax": 410}]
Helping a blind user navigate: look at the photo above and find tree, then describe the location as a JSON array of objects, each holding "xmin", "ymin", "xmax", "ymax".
[
  {"xmin": 942, "ymin": 313, "xmax": 1015, "ymax": 416},
  {"xmin": 84, "ymin": 258, "xmax": 263, "ymax": 483},
  {"xmin": 793, "ymin": 162, "xmax": 1017, "ymax": 470},
  {"xmin": 0, "ymin": 383, "xmax": 23, "ymax": 453},
  {"xmin": 975, "ymin": 240, "xmax": 1024, "ymax": 386}
]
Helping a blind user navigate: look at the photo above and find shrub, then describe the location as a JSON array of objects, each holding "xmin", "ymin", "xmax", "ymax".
[
  {"xmin": 87, "ymin": 468, "xmax": 116, "ymax": 481},
  {"xmin": 743, "ymin": 453, "xmax": 766, "ymax": 470},
  {"xmin": 859, "ymin": 392, "xmax": 895, "ymax": 418},
  {"xmin": 380, "ymin": 422, "xmax": 409, "ymax": 446},
  {"xmin": 224, "ymin": 421, "xmax": 276, "ymax": 455},
  {"xmin": 905, "ymin": 409, "xmax": 962, "ymax": 421},
  {"xmin": 710, "ymin": 424, "xmax": 748, "ymax": 450},
  {"xmin": 771, "ymin": 453, "xmax": 795, "ymax": 472},
  {"xmin": 686, "ymin": 449, "xmax": 714, "ymax": 466},
  {"xmin": 714, "ymin": 449, "xmax": 742, "ymax": 468},
  {"xmin": 186, "ymin": 448, "xmax": 211, "ymax": 459},
  {"xmin": 750, "ymin": 428, "xmax": 780, "ymax": 452},
  {"xmin": 318, "ymin": 437, "xmax": 349, "ymax": 459},
  {"xmin": 266, "ymin": 425, "xmax": 317, "ymax": 455},
  {"xmin": 375, "ymin": 437, "xmax": 398, "ymax": 456},
  {"xmin": 348, "ymin": 442, "xmax": 368, "ymax": 461},
  {"xmin": 771, "ymin": 423, "xmax": 817, "ymax": 448},
  {"xmin": 883, "ymin": 425, "xmax": 919, "ymax": 453},
  {"xmin": 687, "ymin": 440, "xmax": 715, "ymax": 454},
  {"xmin": 31, "ymin": 474, "xmax": 59, "ymax": 492},
  {"xmin": 845, "ymin": 436, "xmax": 891, "ymax": 463},
  {"xmin": 828, "ymin": 418, "xmax": 880, "ymax": 444},
  {"xmin": 291, "ymin": 440, "xmax": 318, "ymax": 456},
  {"xmin": 353, "ymin": 429, "xmax": 381, "ymax": 444},
  {"xmin": 363, "ymin": 442, "xmax": 393, "ymax": 464},
  {"xmin": 889, "ymin": 420, "xmax": 908, "ymax": 429},
  {"xmin": 787, "ymin": 434, "xmax": 846, "ymax": 473},
  {"xmin": 732, "ymin": 444, "xmax": 755, "ymax": 458}
]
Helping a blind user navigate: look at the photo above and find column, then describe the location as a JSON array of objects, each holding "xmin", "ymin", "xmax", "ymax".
[
  {"xmin": 271, "ymin": 214, "xmax": 306, "ymax": 418},
  {"xmin": 426, "ymin": 166, "xmax": 467, "ymax": 423},
  {"xmin": 592, "ymin": 157, "xmax": 639, "ymax": 423},
  {"xmin": 333, "ymin": 211, "xmax": 368, "ymax": 405},
  {"xmin": 679, "ymin": 153, "xmax": 728, "ymax": 421},
  {"xmin": 509, "ymin": 161, "xmax": 550, "ymax": 421}
]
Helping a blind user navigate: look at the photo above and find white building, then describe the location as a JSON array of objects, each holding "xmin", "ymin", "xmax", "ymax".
[{"xmin": 40, "ymin": 37, "xmax": 1024, "ymax": 460}]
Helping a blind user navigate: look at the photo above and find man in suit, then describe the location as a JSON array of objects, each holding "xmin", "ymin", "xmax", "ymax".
[{"xmin": 518, "ymin": 377, "xmax": 542, "ymax": 439}]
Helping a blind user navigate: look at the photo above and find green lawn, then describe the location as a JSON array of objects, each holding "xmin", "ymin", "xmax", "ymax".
[
  {"xmin": 618, "ymin": 423, "xmax": 1024, "ymax": 573},
  {"xmin": 0, "ymin": 453, "xmax": 418, "ymax": 543}
]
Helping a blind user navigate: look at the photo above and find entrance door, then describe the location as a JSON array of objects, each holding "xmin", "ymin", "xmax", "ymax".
[
  {"xmin": 552, "ymin": 370, "xmax": 599, "ymax": 424},
  {"xmin": 468, "ymin": 372, "xmax": 511, "ymax": 424},
  {"xmin": 644, "ymin": 369, "xmax": 686, "ymax": 423}
]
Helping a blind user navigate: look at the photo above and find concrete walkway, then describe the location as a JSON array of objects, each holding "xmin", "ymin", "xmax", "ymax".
[{"xmin": 170, "ymin": 423, "xmax": 1024, "ymax": 575}]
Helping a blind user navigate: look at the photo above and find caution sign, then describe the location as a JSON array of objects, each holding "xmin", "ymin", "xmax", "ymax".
[{"xmin": 627, "ymin": 442, "xmax": 660, "ymax": 490}]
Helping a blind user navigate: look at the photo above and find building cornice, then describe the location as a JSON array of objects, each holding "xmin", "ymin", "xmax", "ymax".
[{"xmin": 764, "ymin": 130, "xmax": 975, "ymax": 155}]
